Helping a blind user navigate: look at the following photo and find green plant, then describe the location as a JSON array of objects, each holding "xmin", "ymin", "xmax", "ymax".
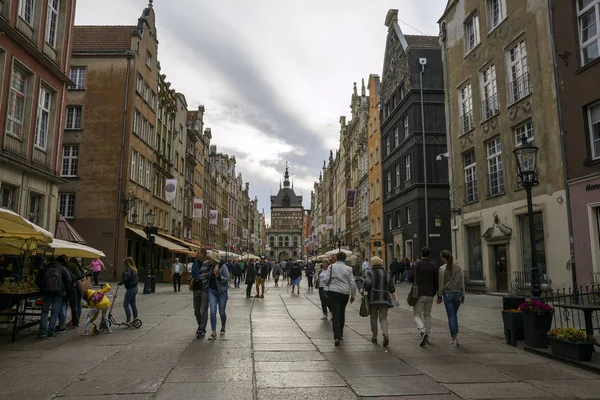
[{"xmin": 547, "ymin": 328, "xmax": 596, "ymax": 344}]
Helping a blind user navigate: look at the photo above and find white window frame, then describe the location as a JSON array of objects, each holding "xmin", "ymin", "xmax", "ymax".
[
  {"xmin": 404, "ymin": 116, "xmax": 409, "ymax": 138},
  {"xmin": 146, "ymin": 160, "xmax": 151, "ymax": 188},
  {"xmin": 486, "ymin": 137, "xmax": 504, "ymax": 196},
  {"xmin": 18, "ymin": 0, "xmax": 34, "ymax": 25},
  {"xmin": 34, "ymin": 88, "xmax": 51, "ymax": 151},
  {"xmin": 395, "ymin": 163, "xmax": 400, "ymax": 188},
  {"xmin": 465, "ymin": 14, "xmax": 480, "ymax": 53},
  {"xmin": 459, "ymin": 83, "xmax": 474, "ymax": 134},
  {"xmin": 388, "ymin": 214, "xmax": 393, "ymax": 231},
  {"xmin": 507, "ymin": 40, "xmax": 530, "ymax": 104},
  {"xmin": 133, "ymin": 110, "xmax": 140, "ymax": 134},
  {"xmin": 405, "ymin": 154, "xmax": 411, "ymax": 182},
  {"xmin": 387, "ymin": 170, "xmax": 392, "ymax": 193},
  {"xmin": 45, "ymin": 0, "xmax": 60, "ymax": 47},
  {"xmin": 7, "ymin": 66, "xmax": 28, "ymax": 138},
  {"xmin": 394, "ymin": 126, "xmax": 399, "ymax": 147},
  {"xmin": 59, "ymin": 193, "xmax": 75, "ymax": 219},
  {"xmin": 406, "ymin": 206, "xmax": 412, "ymax": 225},
  {"xmin": 514, "ymin": 120, "xmax": 535, "ymax": 180},
  {"xmin": 386, "ymin": 136, "xmax": 390, "ymax": 157},
  {"xmin": 146, "ymin": 50, "xmax": 152, "ymax": 67},
  {"xmin": 131, "ymin": 149, "xmax": 138, "ymax": 181},
  {"xmin": 588, "ymin": 102, "xmax": 600, "ymax": 160},
  {"xmin": 488, "ymin": 0, "xmax": 506, "ymax": 31},
  {"xmin": 136, "ymin": 74, "xmax": 143, "ymax": 93},
  {"xmin": 481, "ymin": 64, "xmax": 499, "ymax": 120},
  {"xmin": 69, "ymin": 67, "xmax": 86, "ymax": 90},
  {"xmin": 148, "ymin": 124, "xmax": 154, "ymax": 145},
  {"xmin": 463, "ymin": 150, "xmax": 478, "ymax": 203},
  {"xmin": 61, "ymin": 145, "xmax": 78, "ymax": 177},
  {"xmin": 65, "ymin": 106, "xmax": 81, "ymax": 130},
  {"xmin": 138, "ymin": 155, "xmax": 145, "ymax": 183},
  {"xmin": 577, "ymin": 0, "xmax": 600, "ymax": 65}
]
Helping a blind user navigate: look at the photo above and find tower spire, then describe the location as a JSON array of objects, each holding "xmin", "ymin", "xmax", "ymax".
[{"xmin": 283, "ymin": 161, "xmax": 290, "ymax": 188}]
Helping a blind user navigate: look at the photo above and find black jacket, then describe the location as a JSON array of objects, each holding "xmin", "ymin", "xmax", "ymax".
[
  {"xmin": 408, "ymin": 259, "xmax": 439, "ymax": 297},
  {"xmin": 365, "ymin": 266, "xmax": 395, "ymax": 307},
  {"xmin": 119, "ymin": 267, "xmax": 139, "ymax": 289},
  {"xmin": 389, "ymin": 261, "xmax": 400, "ymax": 273},
  {"xmin": 245, "ymin": 263, "xmax": 256, "ymax": 284},
  {"xmin": 36, "ymin": 263, "xmax": 71, "ymax": 297}
]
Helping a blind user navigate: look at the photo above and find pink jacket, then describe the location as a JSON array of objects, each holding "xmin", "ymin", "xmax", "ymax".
[{"xmin": 91, "ymin": 259, "xmax": 104, "ymax": 272}]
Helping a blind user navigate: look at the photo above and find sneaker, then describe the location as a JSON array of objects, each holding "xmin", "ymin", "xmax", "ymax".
[
  {"xmin": 106, "ymin": 329, "xmax": 112, "ymax": 334},
  {"xmin": 123, "ymin": 322, "xmax": 131, "ymax": 328},
  {"xmin": 246, "ymin": 295, "xmax": 252, "ymax": 298},
  {"xmin": 38, "ymin": 333, "xmax": 47, "ymax": 339},
  {"xmin": 220, "ymin": 326, "xmax": 226, "ymax": 335},
  {"xmin": 255, "ymin": 294, "xmax": 260, "ymax": 298},
  {"xmin": 55, "ymin": 327, "xmax": 66, "ymax": 334},
  {"xmin": 82, "ymin": 331, "xmax": 90, "ymax": 336},
  {"xmin": 449, "ymin": 339, "xmax": 458, "ymax": 346},
  {"xmin": 383, "ymin": 334, "xmax": 389, "ymax": 348},
  {"xmin": 371, "ymin": 336, "xmax": 378, "ymax": 344},
  {"xmin": 48, "ymin": 333, "xmax": 57, "ymax": 338},
  {"xmin": 197, "ymin": 332, "xmax": 206, "ymax": 339},
  {"xmin": 320, "ymin": 314, "xmax": 327, "ymax": 320},
  {"xmin": 419, "ymin": 332, "xmax": 427, "ymax": 347},
  {"xmin": 334, "ymin": 339, "xmax": 341, "ymax": 346},
  {"xmin": 208, "ymin": 332, "xmax": 217, "ymax": 340},
  {"xmin": 260, "ymin": 295, "xmax": 264, "ymax": 298}
]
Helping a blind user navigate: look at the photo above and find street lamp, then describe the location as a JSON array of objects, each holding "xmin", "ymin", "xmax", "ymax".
[
  {"xmin": 336, "ymin": 228, "xmax": 342, "ymax": 252},
  {"xmin": 513, "ymin": 136, "xmax": 540, "ymax": 298},
  {"xmin": 143, "ymin": 209, "xmax": 158, "ymax": 294}
]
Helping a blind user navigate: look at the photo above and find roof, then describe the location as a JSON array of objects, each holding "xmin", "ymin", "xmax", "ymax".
[
  {"xmin": 73, "ymin": 25, "xmax": 135, "ymax": 53},
  {"xmin": 404, "ymin": 35, "xmax": 440, "ymax": 49}
]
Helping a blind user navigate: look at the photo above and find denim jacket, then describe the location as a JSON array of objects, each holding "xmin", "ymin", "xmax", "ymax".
[{"xmin": 213, "ymin": 264, "xmax": 230, "ymax": 293}]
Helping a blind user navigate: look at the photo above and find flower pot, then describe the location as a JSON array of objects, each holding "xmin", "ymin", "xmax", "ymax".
[
  {"xmin": 522, "ymin": 312, "xmax": 553, "ymax": 348},
  {"xmin": 502, "ymin": 311, "xmax": 524, "ymax": 346},
  {"xmin": 548, "ymin": 337, "xmax": 594, "ymax": 362}
]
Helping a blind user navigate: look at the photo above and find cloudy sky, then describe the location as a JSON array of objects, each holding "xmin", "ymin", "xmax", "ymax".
[{"xmin": 75, "ymin": 0, "xmax": 447, "ymax": 223}]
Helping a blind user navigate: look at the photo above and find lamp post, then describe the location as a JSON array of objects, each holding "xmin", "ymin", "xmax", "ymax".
[
  {"xmin": 336, "ymin": 228, "xmax": 342, "ymax": 252},
  {"xmin": 434, "ymin": 215, "xmax": 442, "ymax": 228},
  {"xmin": 513, "ymin": 136, "xmax": 541, "ymax": 298},
  {"xmin": 143, "ymin": 209, "xmax": 157, "ymax": 294}
]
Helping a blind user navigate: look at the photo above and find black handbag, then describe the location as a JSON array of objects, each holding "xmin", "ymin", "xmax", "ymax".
[{"xmin": 322, "ymin": 264, "xmax": 333, "ymax": 303}]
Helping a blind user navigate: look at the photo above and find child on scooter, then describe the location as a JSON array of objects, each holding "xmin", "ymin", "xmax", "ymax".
[{"xmin": 82, "ymin": 283, "xmax": 112, "ymax": 336}]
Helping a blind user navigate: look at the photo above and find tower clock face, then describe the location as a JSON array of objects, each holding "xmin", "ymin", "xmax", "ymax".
[{"xmin": 282, "ymin": 194, "xmax": 291, "ymax": 206}]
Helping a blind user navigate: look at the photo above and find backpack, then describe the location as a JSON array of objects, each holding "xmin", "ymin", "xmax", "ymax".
[
  {"xmin": 90, "ymin": 291, "xmax": 104, "ymax": 303},
  {"xmin": 44, "ymin": 266, "xmax": 62, "ymax": 294}
]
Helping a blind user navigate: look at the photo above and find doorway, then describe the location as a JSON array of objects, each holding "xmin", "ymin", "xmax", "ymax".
[
  {"xmin": 405, "ymin": 240, "xmax": 413, "ymax": 261},
  {"xmin": 494, "ymin": 245, "xmax": 508, "ymax": 292}
]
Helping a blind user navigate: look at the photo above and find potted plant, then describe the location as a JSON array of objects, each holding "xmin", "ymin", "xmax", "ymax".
[
  {"xmin": 502, "ymin": 308, "xmax": 524, "ymax": 346},
  {"xmin": 547, "ymin": 328, "xmax": 595, "ymax": 362},
  {"xmin": 519, "ymin": 299, "xmax": 554, "ymax": 348}
]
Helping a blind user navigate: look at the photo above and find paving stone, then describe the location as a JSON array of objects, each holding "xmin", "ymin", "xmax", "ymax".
[
  {"xmin": 325, "ymin": 351, "xmax": 400, "ymax": 364},
  {"xmin": 444, "ymin": 382, "xmax": 554, "ymax": 399},
  {"xmin": 254, "ymin": 351, "xmax": 326, "ymax": 362},
  {"xmin": 253, "ymin": 343, "xmax": 316, "ymax": 351},
  {"xmin": 526, "ymin": 379, "xmax": 600, "ymax": 399},
  {"xmin": 467, "ymin": 352, "xmax": 548, "ymax": 365},
  {"xmin": 334, "ymin": 361, "xmax": 421, "ymax": 377},
  {"xmin": 154, "ymin": 382, "xmax": 252, "ymax": 400},
  {"xmin": 56, "ymin": 395, "xmax": 153, "ymax": 400},
  {"xmin": 256, "ymin": 371, "xmax": 346, "ymax": 388},
  {"xmin": 177, "ymin": 357, "xmax": 253, "ymax": 369},
  {"xmin": 316, "ymin": 344, "xmax": 382, "ymax": 353},
  {"xmin": 165, "ymin": 366, "xmax": 252, "ymax": 382},
  {"xmin": 361, "ymin": 396, "xmax": 460, "ymax": 400},
  {"xmin": 255, "ymin": 361, "xmax": 334, "ymax": 372},
  {"xmin": 399, "ymin": 354, "xmax": 483, "ymax": 367},
  {"xmin": 489, "ymin": 362, "xmax": 599, "ymax": 381},
  {"xmin": 1, "ymin": 374, "xmax": 76, "ymax": 400},
  {"xmin": 58, "ymin": 370, "xmax": 167, "ymax": 396},
  {"xmin": 346, "ymin": 375, "xmax": 450, "ymax": 397},
  {"xmin": 415, "ymin": 363, "xmax": 514, "ymax": 383},
  {"xmin": 258, "ymin": 387, "xmax": 358, "ymax": 400},
  {"xmin": 253, "ymin": 336, "xmax": 312, "ymax": 344}
]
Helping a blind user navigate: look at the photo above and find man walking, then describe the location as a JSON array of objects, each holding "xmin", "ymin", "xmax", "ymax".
[
  {"xmin": 172, "ymin": 258, "xmax": 183, "ymax": 292},
  {"xmin": 36, "ymin": 256, "xmax": 71, "ymax": 338},
  {"xmin": 409, "ymin": 247, "xmax": 439, "ymax": 347},
  {"xmin": 255, "ymin": 256, "xmax": 268, "ymax": 298},
  {"xmin": 389, "ymin": 257, "xmax": 400, "ymax": 284},
  {"xmin": 191, "ymin": 249, "xmax": 211, "ymax": 339},
  {"xmin": 245, "ymin": 259, "xmax": 256, "ymax": 298},
  {"xmin": 362, "ymin": 258, "xmax": 370, "ymax": 275}
]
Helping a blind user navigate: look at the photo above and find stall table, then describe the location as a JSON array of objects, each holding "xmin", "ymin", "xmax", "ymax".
[{"xmin": 0, "ymin": 291, "xmax": 42, "ymax": 342}]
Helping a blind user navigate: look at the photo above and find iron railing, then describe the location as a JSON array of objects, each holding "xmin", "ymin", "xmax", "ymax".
[
  {"xmin": 511, "ymin": 270, "xmax": 552, "ymax": 297},
  {"xmin": 545, "ymin": 285, "xmax": 600, "ymax": 336},
  {"xmin": 460, "ymin": 110, "xmax": 475, "ymax": 134},
  {"xmin": 481, "ymin": 93, "xmax": 500, "ymax": 120},
  {"xmin": 508, "ymin": 72, "xmax": 531, "ymax": 104}
]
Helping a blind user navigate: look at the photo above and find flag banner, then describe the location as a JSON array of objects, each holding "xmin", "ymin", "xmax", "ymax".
[
  {"xmin": 266, "ymin": 245, "xmax": 271, "ymax": 251},
  {"xmin": 223, "ymin": 218, "xmax": 230, "ymax": 231},
  {"xmin": 346, "ymin": 189, "xmax": 357, "ymax": 208},
  {"xmin": 193, "ymin": 199, "xmax": 203, "ymax": 219},
  {"xmin": 209, "ymin": 210, "xmax": 218, "ymax": 225},
  {"xmin": 243, "ymin": 229, "xmax": 248, "ymax": 239},
  {"xmin": 234, "ymin": 237, "xmax": 240, "ymax": 244},
  {"xmin": 304, "ymin": 239, "xmax": 309, "ymax": 246},
  {"xmin": 326, "ymin": 216, "xmax": 333, "ymax": 229},
  {"xmin": 165, "ymin": 179, "xmax": 177, "ymax": 202}
]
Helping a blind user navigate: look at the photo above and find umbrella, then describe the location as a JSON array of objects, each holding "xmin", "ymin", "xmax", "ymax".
[
  {"xmin": 324, "ymin": 248, "xmax": 353, "ymax": 256},
  {"xmin": 44, "ymin": 239, "xmax": 106, "ymax": 258},
  {"xmin": 0, "ymin": 208, "xmax": 53, "ymax": 242}
]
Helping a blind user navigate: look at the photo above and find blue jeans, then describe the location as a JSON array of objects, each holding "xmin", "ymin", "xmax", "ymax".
[
  {"xmin": 443, "ymin": 292, "xmax": 462, "ymax": 338},
  {"xmin": 209, "ymin": 289, "xmax": 228, "ymax": 332},
  {"xmin": 123, "ymin": 287, "xmax": 138, "ymax": 322},
  {"xmin": 40, "ymin": 295, "xmax": 62, "ymax": 335}
]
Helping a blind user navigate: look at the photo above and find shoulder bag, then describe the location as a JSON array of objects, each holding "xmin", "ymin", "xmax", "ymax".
[
  {"xmin": 321, "ymin": 265, "xmax": 334, "ymax": 303},
  {"xmin": 359, "ymin": 292, "xmax": 370, "ymax": 317},
  {"xmin": 407, "ymin": 264, "xmax": 419, "ymax": 306}
]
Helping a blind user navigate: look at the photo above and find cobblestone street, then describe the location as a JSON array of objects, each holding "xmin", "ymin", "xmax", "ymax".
[{"xmin": 2, "ymin": 281, "xmax": 600, "ymax": 400}]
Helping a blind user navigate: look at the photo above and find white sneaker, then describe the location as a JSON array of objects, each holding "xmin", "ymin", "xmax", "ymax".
[
  {"xmin": 449, "ymin": 339, "xmax": 458, "ymax": 346},
  {"xmin": 320, "ymin": 314, "xmax": 327, "ymax": 320},
  {"xmin": 82, "ymin": 331, "xmax": 90, "ymax": 336}
]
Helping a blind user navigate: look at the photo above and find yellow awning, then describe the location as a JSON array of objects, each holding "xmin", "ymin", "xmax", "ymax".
[{"xmin": 126, "ymin": 227, "xmax": 187, "ymax": 252}]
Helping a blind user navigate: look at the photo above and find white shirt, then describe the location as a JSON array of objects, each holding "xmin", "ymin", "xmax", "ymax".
[
  {"xmin": 362, "ymin": 261, "xmax": 370, "ymax": 272},
  {"xmin": 326, "ymin": 261, "xmax": 357, "ymax": 297},
  {"xmin": 173, "ymin": 263, "xmax": 181, "ymax": 274}
]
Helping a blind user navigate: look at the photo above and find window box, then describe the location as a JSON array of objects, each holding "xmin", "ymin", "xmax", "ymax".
[{"xmin": 548, "ymin": 337, "xmax": 594, "ymax": 362}]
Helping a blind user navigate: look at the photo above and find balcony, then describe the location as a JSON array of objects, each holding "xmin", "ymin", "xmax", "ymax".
[
  {"xmin": 460, "ymin": 110, "xmax": 475, "ymax": 135},
  {"xmin": 186, "ymin": 147, "xmax": 197, "ymax": 165},
  {"xmin": 481, "ymin": 93, "xmax": 500, "ymax": 121},
  {"xmin": 508, "ymin": 72, "xmax": 531, "ymax": 104}
]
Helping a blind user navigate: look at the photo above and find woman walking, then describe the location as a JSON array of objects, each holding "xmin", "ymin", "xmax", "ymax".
[
  {"xmin": 208, "ymin": 255, "xmax": 230, "ymax": 340},
  {"xmin": 305, "ymin": 263, "xmax": 315, "ymax": 291},
  {"xmin": 325, "ymin": 252, "xmax": 356, "ymax": 346},
  {"xmin": 88, "ymin": 258, "xmax": 105, "ymax": 286},
  {"xmin": 437, "ymin": 250, "xmax": 465, "ymax": 346},
  {"xmin": 318, "ymin": 260, "xmax": 331, "ymax": 320},
  {"xmin": 364, "ymin": 256, "xmax": 395, "ymax": 347},
  {"xmin": 118, "ymin": 257, "xmax": 139, "ymax": 327},
  {"xmin": 289, "ymin": 262, "xmax": 302, "ymax": 294}
]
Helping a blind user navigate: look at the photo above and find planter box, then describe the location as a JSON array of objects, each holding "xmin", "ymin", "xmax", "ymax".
[
  {"xmin": 522, "ymin": 312, "xmax": 553, "ymax": 348},
  {"xmin": 502, "ymin": 311, "xmax": 524, "ymax": 346},
  {"xmin": 548, "ymin": 337, "xmax": 594, "ymax": 362}
]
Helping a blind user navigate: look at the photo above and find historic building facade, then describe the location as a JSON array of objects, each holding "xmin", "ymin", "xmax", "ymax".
[
  {"xmin": 171, "ymin": 93, "xmax": 187, "ymax": 239},
  {"xmin": 0, "ymin": 0, "xmax": 76, "ymax": 233},
  {"xmin": 439, "ymin": 0, "xmax": 570, "ymax": 292},
  {"xmin": 550, "ymin": 0, "xmax": 600, "ymax": 286},
  {"xmin": 381, "ymin": 10, "xmax": 451, "ymax": 265},
  {"xmin": 367, "ymin": 74, "xmax": 384, "ymax": 263},
  {"xmin": 268, "ymin": 166, "xmax": 303, "ymax": 261}
]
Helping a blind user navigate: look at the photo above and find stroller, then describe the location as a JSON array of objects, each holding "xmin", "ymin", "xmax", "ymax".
[{"xmin": 89, "ymin": 284, "xmax": 142, "ymax": 336}]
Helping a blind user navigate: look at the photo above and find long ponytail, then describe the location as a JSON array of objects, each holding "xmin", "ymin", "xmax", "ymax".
[{"xmin": 441, "ymin": 250, "xmax": 454, "ymax": 274}]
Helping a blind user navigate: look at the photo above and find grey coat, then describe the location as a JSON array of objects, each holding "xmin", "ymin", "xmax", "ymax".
[{"xmin": 364, "ymin": 266, "xmax": 395, "ymax": 307}]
